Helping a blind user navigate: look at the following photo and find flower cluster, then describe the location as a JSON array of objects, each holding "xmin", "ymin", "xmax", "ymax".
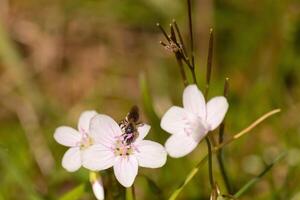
[{"xmin": 54, "ymin": 84, "xmax": 228, "ymax": 199}]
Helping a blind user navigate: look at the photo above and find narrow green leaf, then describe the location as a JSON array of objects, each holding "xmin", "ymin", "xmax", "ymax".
[
  {"xmin": 234, "ymin": 152, "xmax": 286, "ymax": 198},
  {"xmin": 139, "ymin": 72, "xmax": 164, "ymax": 141},
  {"xmin": 0, "ymin": 150, "xmax": 43, "ymax": 200},
  {"xmin": 168, "ymin": 156, "xmax": 208, "ymax": 200},
  {"xmin": 139, "ymin": 73, "xmax": 160, "ymax": 123},
  {"xmin": 59, "ymin": 184, "xmax": 86, "ymax": 200},
  {"xmin": 143, "ymin": 175, "xmax": 164, "ymax": 199}
]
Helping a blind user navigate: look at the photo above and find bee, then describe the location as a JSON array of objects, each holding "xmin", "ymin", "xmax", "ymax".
[{"xmin": 119, "ymin": 105, "xmax": 143, "ymax": 145}]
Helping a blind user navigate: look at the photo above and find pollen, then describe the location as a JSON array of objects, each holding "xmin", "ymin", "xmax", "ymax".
[
  {"xmin": 79, "ymin": 135, "xmax": 94, "ymax": 150},
  {"xmin": 113, "ymin": 140, "xmax": 134, "ymax": 156}
]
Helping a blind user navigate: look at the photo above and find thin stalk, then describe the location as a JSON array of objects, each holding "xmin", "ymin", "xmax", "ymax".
[
  {"xmin": 170, "ymin": 23, "xmax": 176, "ymax": 42},
  {"xmin": 204, "ymin": 110, "xmax": 275, "ymax": 200},
  {"xmin": 171, "ymin": 24, "xmax": 188, "ymax": 86},
  {"xmin": 214, "ymin": 109, "xmax": 281, "ymax": 150},
  {"xmin": 157, "ymin": 23, "xmax": 171, "ymax": 42},
  {"xmin": 173, "ymin": 19, "xmax": 188, "ymax": 56},
  {"xmin": 203, "ymin": 29, "xmax": 215, "ymax": 190},
  {"xmin": 205, "ymin": 137, "xmax": 215, "ymax": 188},
  {"xmin": 157, "ymin": 22, "xmax": 195, "ymax": 84},
  {"xmin": 175, "ymin": 52, "xmax": 188, "ymax": 86},
  {"xmin": 126, "ymin": 186, "xmax": 135, "ymax": 200},
  {"xmin": 219, "ymin": 80, "xmax": 230, "ymax": 151},
  {"xmin": 217, "ymin": 136, "xmax": 232, "ymax": 193},
  {"xmin": 205, "ymin": 28, "xmax": 214, "ymax": 98},
  {"xmin": 187, "ymin": 0, "xmax": 195, "ymax": 68},
  {"xmin": 216, "ymin": 78, "xmax": 232, "ymax": 194},
  {"xmin": 191, "ymin": 68, "xmax": 197, "ymax": 84},
  {"xmin": 234, "ymin": 152, "xmax": 286, "ymax": 198}
]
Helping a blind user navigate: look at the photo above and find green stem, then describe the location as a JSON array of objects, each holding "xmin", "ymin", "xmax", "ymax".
[
  {"xmin": 205, "ymin": 28, "xmax": 214, "ymax": 98},
  {"xmin": 216, "ymin": 149, "xmax": 232, "ymax": 193},
  {"xmin": 187, "ymin": 0, "xmax": 195, "ymax": 68},
  {"xmin": 205, "ymin": 137, "xmax": 215, "ymax": 188},
  {"xmin": 216, "ymin": 78, "xmax": 232, "ymax": 193},
  {"xmin": 203, "ymin": 37, "xmax": 215, "ymax": 189},
  {"xmin": 126, "ymin": 186, "xmax": 135, "ymax": 200},
  {"xmin": 175, "ymin": 54, "xmax": 189, "ymax": 86},
  {"xmin": 234, "ymin": 152, "xmax": 286, "ymax": 198}
]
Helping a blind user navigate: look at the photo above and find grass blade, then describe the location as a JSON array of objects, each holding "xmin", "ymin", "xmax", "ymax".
[
  {"xmin": 59, "ymin": 184, "xmax": 86, "ymax": 200},
  {"xmin": 234, "ymin": 152, "xmax": 287, "ymax": 198},
  {"xmin": 142, "ymin": 175, "xmax": 164, "ymax": 199},
  {"xmin": 169, "ymin": 156, "xmax": 208, "ymax": 200},
  {"xmin": 139, "ymin": 72, "xmax": 164, "ymax": 140}
]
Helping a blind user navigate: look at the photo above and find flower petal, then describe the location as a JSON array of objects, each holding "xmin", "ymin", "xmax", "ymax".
[
  {"xmin": 113, "ymin": 155, "xmax": 138, "ymax": 188},
  {"xmin": 54, "ymin": 126, "xmax": 81, "ymax": 147},
  {"xmin": 92, "ymin": 179, "xmax": 105, "ymax": 200},
  {"xmin": 165, "ymin": 134, "xmax": 200, "ymax": 158},
  {"xmin": 160, "ymin": 106, "xmax": 188, "ymax": 135},
  {"xmin": 183, "ymin": 84, "xmax": 206, "ymax": 119},
  {"xmin": 89, "ymin": 114, "xmax": 122, "ymax": 145},
  {"xmin": 206, "ymin": 96, "xmax": 228, "ymax": 131},
  {"xmin": 62, "ymin": 147, "xmax": 82, "ymax": 172},
  {"xmin": 136, "ymin": 123, "xmax": 151, "ymax": 141},
  {"xmin": 136, "ymin": 140, "xmax": 167, "ymax": 168},
  {"xmin": 82, "ymin": 144, "xmax": 115, "ymax": 171},
  {"xmin": 78, "ymin": 110, "xmax": 98, "ymax": 134}
]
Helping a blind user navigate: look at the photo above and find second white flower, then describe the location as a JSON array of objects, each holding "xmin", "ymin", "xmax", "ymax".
[{"xmin": 161, "ymin": 84, "xmax": 229, "ymax": 158}]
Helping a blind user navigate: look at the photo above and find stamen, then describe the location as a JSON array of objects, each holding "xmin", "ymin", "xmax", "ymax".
[
  {"xmin": 79, "ymin": 134, "xmax": 94, "ymax": 150},
  {"xmin": 113, "ymin": 140, "xmax": 135, "ymax": 157},
  {"xmin": 183, "ymin": 114, "xmax": 208, "ymax": 137}
]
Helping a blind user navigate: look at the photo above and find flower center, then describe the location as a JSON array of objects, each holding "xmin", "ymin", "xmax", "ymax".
[
  {"xmin": 113, "ymin": 139, "xmax": 135, "ymax": 156},
  {"xmin": 79, "ymin": 132, "xmax": 93, "ymax": 150},
  {"xmin": 183, "ymin": 113, "xmax": 208, "ymax": 139}
]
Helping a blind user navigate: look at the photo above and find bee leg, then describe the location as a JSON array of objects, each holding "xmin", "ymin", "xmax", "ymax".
[{"xmin": 136, "ymin": 122, "xmax": 144, "ymax": 127}]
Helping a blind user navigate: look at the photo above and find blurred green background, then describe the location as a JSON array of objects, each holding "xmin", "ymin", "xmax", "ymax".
[{"xmin": 0, "ymin": 0, "xmax": 299, "ymax": 199}]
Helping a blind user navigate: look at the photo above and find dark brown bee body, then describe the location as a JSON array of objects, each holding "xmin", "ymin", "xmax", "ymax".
[{"xmin": 119, "ymin": 106, "xmax": 142, "ymax": 145}]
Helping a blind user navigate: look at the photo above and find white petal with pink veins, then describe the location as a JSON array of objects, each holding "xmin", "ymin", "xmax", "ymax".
[
  {"xmin": 136, "ymin": 124, "xmax": 151, "ymax": 141},
  {"xmin": 62, "ymin": 147, "xmax": 82, "ymax": 172},
  {"xmin": 136, "ymin": 140, "xmax": 167, "ymax": 168},
  {"xmin": 165, "ymin": 134, "xmax": 200, "ymax": 158},
  {"xmin": 89, "ymin": 114, "xmax": 123, "ymax": 144},
  {"xmin": 82, "ymin": 144, "xmax": 115, "ymax": 171},
  {"xmin": 183, "ymin": 84, "xmax": 206, "ymax": 119},
  {"xmin": 206, "ymin": 96, "xmax": 228, "ymax": 131},
  {"xmin": 54, "ymin": 126, "xmax": 81, "ymax": 147},
  {"xmin": 160, "ymin": 106, "xmax": 189, "ymax": 135},
  {"xmin": 77, "ymin": 110, "xmax": 97, "ymax": 133},
  {"xmin": 113, "ymin": 155, "xmax": 138, "ymax": 188}
]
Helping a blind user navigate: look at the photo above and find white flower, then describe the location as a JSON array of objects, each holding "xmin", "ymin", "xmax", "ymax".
[
  {"xmin": 160, "ymin": 84, "xmax": 228, "ymax": 158},
  {"xmin": 54, "ymin": 110, "xmax": 98, "ymax": 172},
  {"xmin": 83, "ymin": 114, "xmax": 167, "ymax": 188},
  {"xmin": 92, "ymin": 179, "xmax": 105, "ymax": 200},
  {"xmin": 90, "ymin": 172, "xmax": 105, "ymax": 200}
]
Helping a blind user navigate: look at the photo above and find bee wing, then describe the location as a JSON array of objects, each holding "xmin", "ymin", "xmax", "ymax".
[{"xmin": 127, "ymin": 105, "xmax": 139, "ymax": 122}]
